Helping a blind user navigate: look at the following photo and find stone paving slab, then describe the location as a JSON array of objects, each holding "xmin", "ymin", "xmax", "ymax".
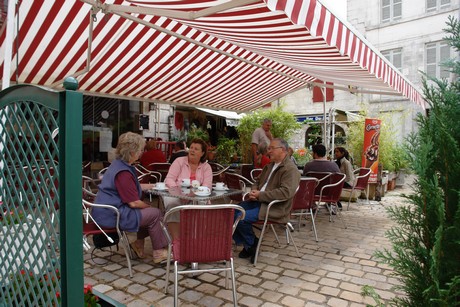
[{"xmin": 85, "ymin": 186, "xmax": 412, "ymax": 306}]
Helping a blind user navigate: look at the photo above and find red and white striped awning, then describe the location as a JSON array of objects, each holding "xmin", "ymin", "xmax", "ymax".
[{"xmin": 0, "ymin": 0, "xmax": 425, "ymax": 112}]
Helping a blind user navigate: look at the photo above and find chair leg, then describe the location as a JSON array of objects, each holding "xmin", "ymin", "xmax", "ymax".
[
  {"xmin": 309, "ymin": 208, "xmax": 318, "ymax": 242},
  {"xmin": 336, "ymin": 206, "xmax": 348, "ymax": 229},
  {"xmin": 270, "ymin": 224, "xmax": 281, "ymax": 246},
  {"xmin": 174, "ymin": 261, "xmax": 179, "ymax": 307},
  {"xmin": 285, "ymin": 226, "xmax": 301, "ymax": 257},
  {"xmin": 119, "ymin": 232, "xmax": 133, "ymax": 278},
  {"xmin": 347, "ymin": 187, "xmax": 356, "ymax": 211},
  {"xmin": 230, "ymin": 258, "xmax": 238, "ymax": 307},
  {"xmin": 164, "ymin": 244, "xmax": 172, "ymax": 293},
  {"xmin": 253, "ymin": 222, "xmax": 267, "ymax": 266}
]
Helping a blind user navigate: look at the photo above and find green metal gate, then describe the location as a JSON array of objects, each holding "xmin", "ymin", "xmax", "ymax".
[{"xmin": 0, "ymin": 79, "xmax": 83, "ymax": 306}]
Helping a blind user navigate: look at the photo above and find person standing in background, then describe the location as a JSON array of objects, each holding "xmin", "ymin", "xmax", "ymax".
[{"xmin": 251, "ymin": 118, "xmax": 273, "ymax": 164}]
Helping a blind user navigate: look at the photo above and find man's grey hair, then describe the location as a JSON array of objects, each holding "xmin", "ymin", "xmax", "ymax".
[
  {"xmin": 273, "ymin": 138, "xmax": 289, "ymax": 151},
  {"xmin": 262, "ymin": 118, "xmax": 272, "ymax": 124}
]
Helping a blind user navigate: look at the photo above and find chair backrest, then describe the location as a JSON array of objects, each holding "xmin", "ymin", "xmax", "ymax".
[
  {"xmin": 208, "ymin": 162, "xmax": 225, "ymax": 173},
  {"xmin": 250, "ymin": 168, "xmax": 262, "ymax": 182},
  {"xmin": 306, "ymin": 171, "xmax": 332, "ymax": 196},
  {"xmin": 164, "ymin": 204, "xmax": 245, "ymax": 264},
  {"xmin": 147, "ymin": 163, "xmax": 171, "ymax": 181},
  {"xmin": 354, "ymin": 168, "xmax": 372, "ymax": 190},
  {"xmin": 291, "ymin": 177, "xmax": 318, "ymax": 211},
  {"xmin": 82, "ymin": 160, "xmax": 92, "ymax": 176},
  {"xmin": 211, "ymin": 165, "xmax": 231, "ymax": 183},
  {"xmin": 240, "ymin": 164, "xmax": 254, "ymax": 182},
  {"xmin": 319, "ymin": 173, "xmax": 346, "ymax": 202},
  {"xmin": 224, "ymin": 172, "xmax": 246, "ymax": 202}
]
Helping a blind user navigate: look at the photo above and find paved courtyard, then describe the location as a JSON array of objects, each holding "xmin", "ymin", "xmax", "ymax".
[{"xmin": 84, "ymin": 183, "xmax": 413, "ymax": 307}]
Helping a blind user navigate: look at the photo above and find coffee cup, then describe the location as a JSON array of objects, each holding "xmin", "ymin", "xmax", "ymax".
[
  {"xmin": 191, "ymin": 180, "xmax": 200, "ymax": 188},
  {"xmin": 197, "ymin": 186, "xmax": 210, "ymax": 194},
  {"xmin": 181, "ymin": 178, "xmax": 191, "ymax": 186},
  {"xmin": 216, "ymin": 182, "xmax": 225, "ymax": 189},
  {"xmin": 156, "ymin": 182, "xmax": 166, "ymax": 190}
]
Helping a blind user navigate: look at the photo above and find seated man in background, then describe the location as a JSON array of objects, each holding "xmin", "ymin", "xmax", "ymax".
[
  {"xmin": 233, "ymin": 138, "xmax": 301, "ymax": 263},
  {"xmin": 168, "ymin": 140, "xmax": 188, "ymax": 164},
  {"xmin": 302, "ymin": 144, "xmax": 340, "ymax": 175}
]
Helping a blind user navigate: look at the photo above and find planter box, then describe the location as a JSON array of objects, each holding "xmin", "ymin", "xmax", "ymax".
[{"xmin": 0, "ymin": 216, "xmax": 46, "ymax": 283}]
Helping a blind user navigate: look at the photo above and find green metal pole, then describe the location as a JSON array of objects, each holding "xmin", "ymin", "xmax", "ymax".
[{"xmin": 59, "ymin": 77, "xmax": 83, "ymax": 306}]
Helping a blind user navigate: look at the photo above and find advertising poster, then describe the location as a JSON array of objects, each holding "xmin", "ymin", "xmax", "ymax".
[{"xmin": 362, "ymin": 118, "xmax": 381, "ymax": 183}]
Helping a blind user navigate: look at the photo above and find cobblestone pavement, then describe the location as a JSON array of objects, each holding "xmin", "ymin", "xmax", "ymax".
[{"xmin": 84, "ymin": 183, "xmax": 414, "ymax": 307}]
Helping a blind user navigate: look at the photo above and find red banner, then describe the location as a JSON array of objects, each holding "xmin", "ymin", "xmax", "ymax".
[{"xmin": 362, "ymin": 118, "xmax": 381, "ymax": 183}]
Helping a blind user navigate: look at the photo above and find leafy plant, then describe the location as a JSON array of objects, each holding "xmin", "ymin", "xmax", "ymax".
[
  {"xmin": 215, "ymin": 137, "xmax": 238, "ymax": 165},
  {"xmin": 372, "ymin": 16, "xmax": 460, "ymax": 305},
  {"xmin": 186, "ymin": 124, "xmax": 209, "ymax": 146},
  {"xmin": 345, "ymin": 112, "xmax": 408, "ymax": 171},
  {"xmin": 236, "ymin": 106, "xmax": 302, "ymax": 163}
]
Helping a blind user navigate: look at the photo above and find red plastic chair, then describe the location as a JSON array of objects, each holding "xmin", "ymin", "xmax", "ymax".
[
  {"xmin": 161, "ymin": 204, "xmax": 245, "ymax": 307},
  {"xmin": 305, "ymin": 171, "xmax": 332, "ymax": 197},
  {"xmin": 224, "ymin": 172, "xmax": 251, "ymax": 203},
  {"xmin": 147, "ymin": 162, "xmax": 171, "ymax": 182},
  {"xmin": 209, "ymin": 162, "xmax": 230, "ymax": 183},
  {"xmin": 240, "ymin": 163, "xmax": 254, "ymax": 182},
  {"xmin": 250, "ymin": 168, "xmax": 262, "ymax": 183},
  {"xmin": 345, "ymin": 168, "xmax": 372, "ymax": 210},
  {"xmin": 82, "ymin": 195, "xmax": 133, "ymax": 278},
  {"xmin": 314, "ymin": 172, "xmax": 347, "ymax": 227},
  {"xmin": 289, "ymin": 177, "xmax": 319, "ymax": 241}
]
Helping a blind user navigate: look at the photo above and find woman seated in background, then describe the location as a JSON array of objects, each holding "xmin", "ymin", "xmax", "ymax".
[
  {"xmin": 254, "ymin": 142, "xmax": 270, "ymax": 169},
  {"xmin": 92, "ymin": 132, "xmax": 168, "ymax": 263},
  {"xmin": 334, "ymin": 146, "xmax": 355, "ymax": 188},
  {"xmin": 139, "ymin": 139, "xmax": 166, "ymax": 168}
]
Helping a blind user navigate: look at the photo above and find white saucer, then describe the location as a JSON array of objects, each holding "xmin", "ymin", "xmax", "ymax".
[
  {"xmin": 154, "ymin": 187, "xmax": 168, "ymax": 191},
  {"xmin": 194, "ymin": 191, "xmax": 211, "ymax": 197},
  {"xmin": 213, "ymin": 186, "xmax": 228, "ymax": 191}
]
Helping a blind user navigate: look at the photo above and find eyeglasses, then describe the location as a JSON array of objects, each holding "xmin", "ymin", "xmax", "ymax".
[{"xmin": 268, "ymin": 146, "xmax": 283, "ymax": 151}]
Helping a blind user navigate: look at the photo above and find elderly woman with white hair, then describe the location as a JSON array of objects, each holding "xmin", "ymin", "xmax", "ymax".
[{"xmin": 92, "ymin": 132, "xmax": 168, "ymax": 263}]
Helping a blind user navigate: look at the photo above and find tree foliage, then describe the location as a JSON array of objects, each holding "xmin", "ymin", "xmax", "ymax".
[
  {"xmin": 236, "ymin": 106, "xmax": 302, "ymax": 163},
  {"xmin": 375, "ymin": 16, "xmax": 460, "ymax": 306}
]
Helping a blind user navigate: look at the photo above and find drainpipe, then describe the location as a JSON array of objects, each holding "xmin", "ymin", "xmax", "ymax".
[{"xmin": 2, "ymin": 0, "xmax": 16, "ymax": 90}]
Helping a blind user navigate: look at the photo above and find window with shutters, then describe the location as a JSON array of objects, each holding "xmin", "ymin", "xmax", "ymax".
[
  {"xmin": 426, "ymin": 41, "xmax": 451, "ymax": 79},
  {"xmin": 427, "ymin": 0, "xmax": 450, "ymax": 12},
  {"xmin": 312, "ymin": 81, "xmax": 334, "ymax": 103},
  {"xmin": 381, "ymin": 49, "xmax": 402, "ymax": 70},
  {"xmin": 382, "ymin": 0, "xmax": 402, "ymax": 23}
]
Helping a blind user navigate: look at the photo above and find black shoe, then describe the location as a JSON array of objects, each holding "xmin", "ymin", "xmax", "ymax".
[
  {"xmin": 238, "ymin": 237, "xmax": 258, "ymax": 259},
  {"xmin": 337, "ymin": 202, "xmax": 343, "ymax": 210},
  {"xmin": 238, "ymin": 247, "xmax": 254, "ymax": 258}
]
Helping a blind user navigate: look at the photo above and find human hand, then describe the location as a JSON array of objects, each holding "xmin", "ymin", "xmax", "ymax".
[
  {"xmin": 248, "ymin": 189, "xmax": 260, "ymax": 200},
  {"xmin": 140, "ymin": 183, "xmax": 155, "ymax": 191}
]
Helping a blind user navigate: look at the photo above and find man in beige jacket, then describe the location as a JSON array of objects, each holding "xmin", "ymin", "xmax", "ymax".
[{"xmin": 234, "ymin": 138, "xmax": 301, "ymax": 263}]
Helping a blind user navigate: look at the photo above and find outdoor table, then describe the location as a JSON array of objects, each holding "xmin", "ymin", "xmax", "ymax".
[{"xmin": 147, "ymin": 186, "xmax": 243, "ymax": 205}]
